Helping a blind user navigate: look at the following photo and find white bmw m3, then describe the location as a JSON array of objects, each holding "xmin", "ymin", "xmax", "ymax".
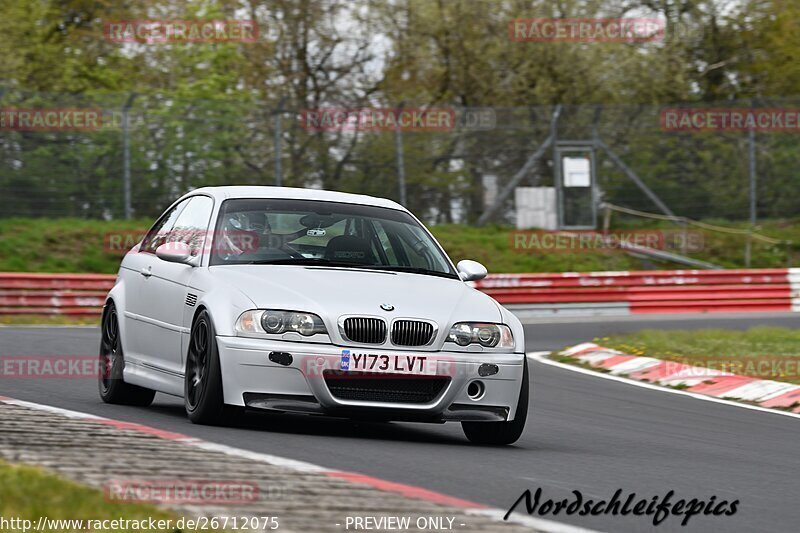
[{"xmin": 99, "ymin": 187, "xmax": 528, "ymax": 444}]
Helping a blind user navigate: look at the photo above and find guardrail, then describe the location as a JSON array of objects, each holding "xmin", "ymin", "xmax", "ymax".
[
  {"xmin": 474, "ymin": 268, "xmax": 800, "ymax": 317},
  {"xmin": 2, "ymin": 269, "xmax": 799, "ymax": 318},
  {"xmin": 0, "ymin": 273, "xmax": 114, "ymax": 316}
]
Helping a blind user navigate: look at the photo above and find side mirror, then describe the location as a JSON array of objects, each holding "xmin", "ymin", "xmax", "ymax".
[
  {"xmin": 155, "ymin": 242, "xmax": 195, "ymax": 265},
  {"xmin": 457, "ymin": 259, "xmax": 488, "ymax": 282}
]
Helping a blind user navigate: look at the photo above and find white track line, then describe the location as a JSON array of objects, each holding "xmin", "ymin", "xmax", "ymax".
[
  {"xmin": 528, "ymin": 352, "xmax": 800, "ymax": 421},
  {"xmin": 468, "ymin": 509, "xmax": 601, "ymax": 533},
  {"xmin": 0, "ymin": 395, "xmax": 602, "ymax": 533},
  {"xmin": 1, "ymin": 398, "xmax": 105, "ymax": 419},
  {"xmin": 187, "ymin": 439, "xmax": 330, "ymax": 474}
]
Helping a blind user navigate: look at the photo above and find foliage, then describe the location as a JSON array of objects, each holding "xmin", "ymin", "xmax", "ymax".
[{"xmin": 0, "ymin": 0, "xmax": 799, "ymax": 223}]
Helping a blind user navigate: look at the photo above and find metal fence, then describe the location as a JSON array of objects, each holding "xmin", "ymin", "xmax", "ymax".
[{"xmin": 1, "ymin": 88, "xmax": 799, "ymax": 226}]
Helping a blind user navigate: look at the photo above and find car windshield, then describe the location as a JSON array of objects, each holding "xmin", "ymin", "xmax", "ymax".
[{"xmin": 210, "ymin": 198, "xmax": 457, "ymax": 278}]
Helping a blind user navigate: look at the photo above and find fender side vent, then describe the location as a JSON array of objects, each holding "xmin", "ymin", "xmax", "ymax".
[{"xmin": 185, "ymin": 293, "xmax": 198, "ymax": 307}]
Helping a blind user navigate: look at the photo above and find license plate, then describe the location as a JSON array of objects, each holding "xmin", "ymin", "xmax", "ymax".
[{"xmin": 340, "ymin": 350, "xmax": 434, "ymax": 375}]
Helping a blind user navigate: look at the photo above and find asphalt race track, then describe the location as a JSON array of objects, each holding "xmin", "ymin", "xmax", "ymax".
[{"xmin": 1, "ymin": 313, "xmax": 799, "ymax": 533}]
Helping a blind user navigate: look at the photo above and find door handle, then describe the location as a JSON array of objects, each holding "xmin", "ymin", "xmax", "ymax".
[{"xmin": 139, "ymin": 266, "xmax": 152, "ymax": 278}]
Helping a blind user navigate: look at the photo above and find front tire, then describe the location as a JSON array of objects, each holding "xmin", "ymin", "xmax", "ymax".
[
  {"xmin": 184, "ymin": 310, "xmax": 226, "ymax": 424},
  {"xmin": 462, "ymin": 356, "xmax": 529, "ymax": 445},
  {"xmin": 98, "ymin": 303, "xmax": 156, "ymax": 406}
]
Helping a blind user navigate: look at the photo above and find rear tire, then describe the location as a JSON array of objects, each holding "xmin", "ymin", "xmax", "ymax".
[
  {"xmin": 98, "ymin": 303, "xmax": 156, "ymax": 407},
  {"xmin": 462, "ymin": 356, "xmax": 529, "ymax": 445},
  {"xmin": 185, "ymin": 310, "xmax": 226, "ymax": 424}
]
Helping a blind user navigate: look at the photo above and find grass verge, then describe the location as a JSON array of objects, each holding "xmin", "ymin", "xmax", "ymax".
[
  {"xmin": 2, "ymin": 217, "xmax": 798, "ymax": 275},
  {"xmin": 0, "ymin": 460, "xmax": 224, "ymax": 532},
  {"xmin": 594, "ymin": 327, "xmax": 800, "ymax": 384},
  {"xmin": 0, "ymin": 315, "xmax": 100, "ymax": 326}
]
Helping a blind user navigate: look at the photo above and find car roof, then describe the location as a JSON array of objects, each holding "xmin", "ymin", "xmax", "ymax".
[{"xmin": 184, "ymin": 186, "xmax": 406, "ymax": 211}]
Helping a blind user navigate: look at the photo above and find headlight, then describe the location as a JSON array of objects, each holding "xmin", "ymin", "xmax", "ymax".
[
  {"xmin": 447, "ymin": 322, "xmax": 514, "ymax": 349},
  {"xmin": 235, "ymin": 310, "xmax": 327, "ymax": 337}
]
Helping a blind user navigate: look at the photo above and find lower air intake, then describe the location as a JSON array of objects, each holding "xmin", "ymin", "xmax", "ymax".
[{"xmin": 323, "ymin": 371, "xmax": 449, "ymax": 404}]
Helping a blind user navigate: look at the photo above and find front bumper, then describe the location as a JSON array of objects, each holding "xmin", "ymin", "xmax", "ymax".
[{"xmin": 216, "ymin": 336, "xmax": 526, "ymax": 422}]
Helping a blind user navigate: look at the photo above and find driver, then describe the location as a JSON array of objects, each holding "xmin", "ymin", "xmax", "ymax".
[
  {"xmin": 218, "ymin": 213, "xmax": 259, "ymax": 259},
  {"xmin": 218, "ymin": 211, "xmax": 307, "ymax": 260}
]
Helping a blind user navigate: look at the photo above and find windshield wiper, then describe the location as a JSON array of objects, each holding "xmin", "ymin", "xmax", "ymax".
[
  {"xmin": 238, "ymin": 257, "xmax": 370, "ymax": 268},
  {"xmin": 358, "ymin": 265, "xmax": 459, "ymax": 279},
  {"xmin": 232, "ymin": 258, "xmax": 458, "ymax": 278}
]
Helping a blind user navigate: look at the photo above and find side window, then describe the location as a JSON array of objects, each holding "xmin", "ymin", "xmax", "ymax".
[
  {"xmin": 140, "ymin": 200, "xmax": 188, "ymax": 254},
  {"xmin": 167, "ymin": 196, "xmax": 214, "ymax": 255}
]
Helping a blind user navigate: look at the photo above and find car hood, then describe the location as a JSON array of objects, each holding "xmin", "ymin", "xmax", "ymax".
[{"xmin": 211, "ymin": 264, "xmax": 501, "ymax": 328}]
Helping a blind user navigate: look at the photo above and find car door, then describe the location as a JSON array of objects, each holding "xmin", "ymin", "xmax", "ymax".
[
  {"xmin": 138, "ymin": 195, "xmax": 215, "ymax": 376},
  {"xmin": 122, "ymin": 199, "xmax": 188, "ymax": 367}
]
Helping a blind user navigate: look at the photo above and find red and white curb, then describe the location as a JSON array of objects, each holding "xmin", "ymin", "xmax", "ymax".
[
  {"xmin": 0, "ymin": 395, "xmax": 598, "ymax": 533},
  {"xmin": 537, "ymin": 343, "xmax": 800, "ymax": 417}
]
